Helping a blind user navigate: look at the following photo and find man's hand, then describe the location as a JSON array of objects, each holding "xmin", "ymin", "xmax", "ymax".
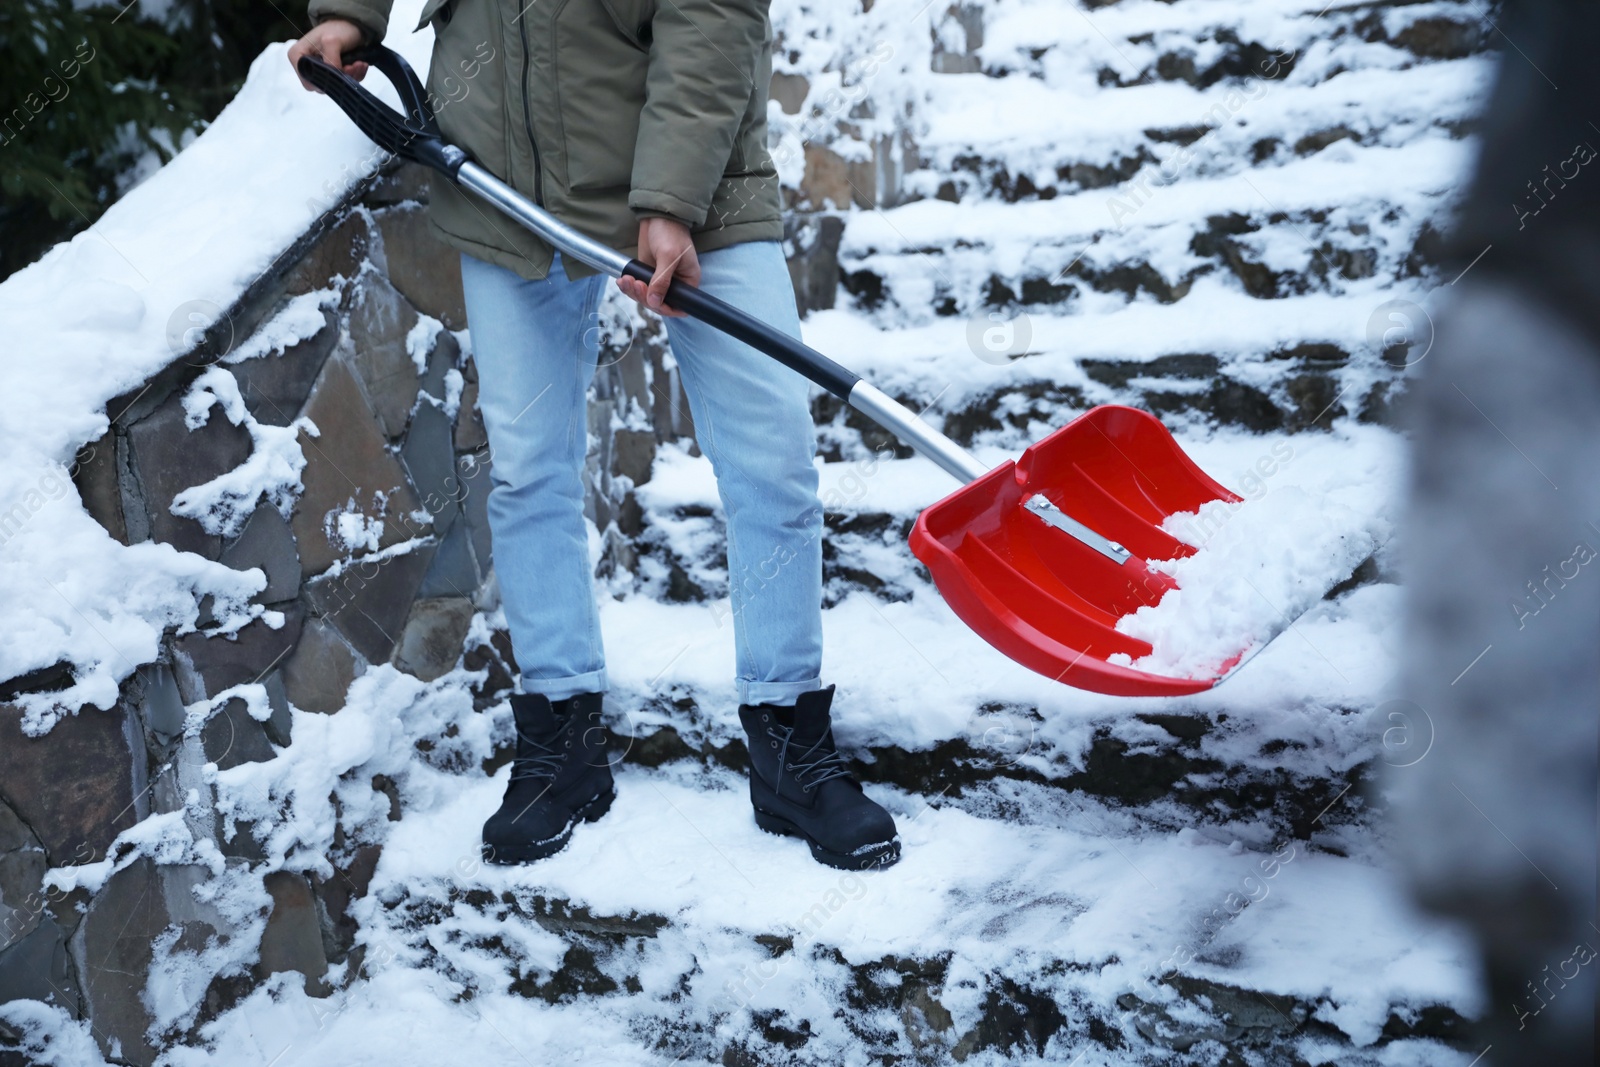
[
  {"xmin": 288, "ymin": 19, "xmax": 369, "ymax": 92},
  {"xmin": 618, "ymin": 217, "xmax": 700, "ymax": 318}
]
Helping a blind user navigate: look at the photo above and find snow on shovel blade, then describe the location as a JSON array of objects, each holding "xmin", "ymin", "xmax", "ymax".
[{"xmin": 910, "ymin": 406, "xmax": 1263, "ymax": 697}]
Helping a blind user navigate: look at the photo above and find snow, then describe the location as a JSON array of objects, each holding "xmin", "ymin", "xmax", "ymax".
[
  {"xmin": 29, "ymin": 652, "xmax": 1475, "ymax": 1064},
  {"xmin": 1114, "ymin": 487, "xmax": 1382, "ymax": 680},
  {"xmin": 219, "ymin": 287, "xmax": 339, "ymax": 366},
  {"xmin": 0, "ymin": 1001, "xmax": 108, "ymax": 1067},
  {"xmin": 0, "ymin": 0, "xmax": 1499, "ymax": 1060},
  {"xmin": 405, "ymin": 315, "xmax": 443, "ymax": 375},
  {"xmin": 170, "ymin": 368, "xmax": 319, "ymax": 539},
  {"xmin": 0, "ymin": 3, "xmax": 434, "ymax": 732}
]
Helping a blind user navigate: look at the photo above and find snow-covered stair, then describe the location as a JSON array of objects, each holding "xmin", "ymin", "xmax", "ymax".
[
  {"xmin": 614, "ymin": 426, "xmax": 1404, "ymax": 849},
  {"xmin": 177, "ymin": 667, "xmax": 1480, "ymax": 1066},
  {"xmin": 802, "ymin": 0, "xmax": 1489, "ymax": 440}
]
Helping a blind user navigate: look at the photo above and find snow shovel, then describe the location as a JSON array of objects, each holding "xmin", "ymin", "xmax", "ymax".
[{"xmin": 298, "ymin": 46, "xmax": 1246, "ymax": 698}]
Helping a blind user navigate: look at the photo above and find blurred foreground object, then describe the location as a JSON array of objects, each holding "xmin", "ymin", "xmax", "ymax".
[{"xmin": 1397, "ymin": 2, "xmax": 1599, "ymax": 1064}]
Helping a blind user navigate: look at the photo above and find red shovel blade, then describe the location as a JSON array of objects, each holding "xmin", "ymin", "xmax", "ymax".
[{"xmin": 908, "ymin": 405, "xmax": 1243, "ymax": 697}]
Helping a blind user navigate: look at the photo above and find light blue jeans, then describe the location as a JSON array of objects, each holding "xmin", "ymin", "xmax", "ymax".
[{"xmin": 458, "ymin": 240, "xmax": 824, "ymax": 706}]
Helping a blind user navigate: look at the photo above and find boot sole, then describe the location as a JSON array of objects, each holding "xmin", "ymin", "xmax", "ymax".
[
  {"xmin": 482, "ymin": 786, "xmax": 616, "ymax": 866},
  {"xmin": 752, "ymin": 807, "xmax": 901, "ymax": 871}
]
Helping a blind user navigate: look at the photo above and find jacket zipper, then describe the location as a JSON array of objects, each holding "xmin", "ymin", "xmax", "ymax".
[{"xmin": 516, "ymin": 13, "xmax": 545, "ymax": 206}]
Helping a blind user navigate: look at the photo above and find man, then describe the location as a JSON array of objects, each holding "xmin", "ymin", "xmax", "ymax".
[{"xmin": 288, "ymin": 0, "xmax": 900, "ymax": 871}]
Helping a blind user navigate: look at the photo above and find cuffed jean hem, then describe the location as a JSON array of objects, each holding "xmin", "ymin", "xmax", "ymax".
[
  {"xmin": 738, "ymin": 677, "xmax": 823, "ymax": 707},
  {"xmin": 520, "ymin": 668, "xmax": 608, "ymax": 702}
]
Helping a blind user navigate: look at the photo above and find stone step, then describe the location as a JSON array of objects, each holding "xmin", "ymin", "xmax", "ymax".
[
  {"xmin": 779, "ymin": 0, "xmax": 1489, "ymax": 218},
  {"xmin": 589, "ymin": 701, "xmax": 1373, "ymax": 849},
  {"xmin": 974, "ymin": 0, "xmax": 1493, "ymax": 88},
  {"xmin": 791, "ymin": 285, "xmax": 1415, "ymax": 437},
  {"xmin": 349, "ymin": 760, "xmax": 1478, "ymax": 1064},
  {"xmin": 809, "ymin": 341, "xmax": 1399, "ymax": 438},
  {"xmin": 839, "ymin": 208, "xmax": 1442, "ymax": 324},
  {"xmin": 904, "ymin": 45, "xmax": 1487, "ymax": 209},
  {"xmin": 831, "ymin": 135, "xmax": 1467, "ymax": 325}
]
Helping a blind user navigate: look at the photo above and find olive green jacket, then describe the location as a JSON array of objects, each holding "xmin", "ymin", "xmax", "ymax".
[{"xmin": 307, "ymin": 0, "xmax": 784, "ymax": 280}]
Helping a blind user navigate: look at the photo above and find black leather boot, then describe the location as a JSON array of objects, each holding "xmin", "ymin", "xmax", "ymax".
[
  {"xmin": 482, "ymin": 691, "xmax": 615, "ymax": 865},
  {"xmin": 738, "ymin": 685, "xmax": 900, "ymax": 870}
]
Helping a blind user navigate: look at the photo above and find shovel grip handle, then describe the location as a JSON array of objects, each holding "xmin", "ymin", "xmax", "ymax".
[{"xmin": 619, "ymin": 260, "xmax": 861, "ymax": 400}]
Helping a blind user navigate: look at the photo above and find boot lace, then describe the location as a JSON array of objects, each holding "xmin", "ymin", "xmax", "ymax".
[
  {"xmin": 508, "ymin": 730, "xmax": 566, "ymax": 783},
  {"xmin": 768, "ymin": 726, "xmax": 854, "ymax": 793}
]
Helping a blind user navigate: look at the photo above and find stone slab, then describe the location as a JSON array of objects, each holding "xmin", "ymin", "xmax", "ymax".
[
  {"xmin": 400, "ymin": 400, "xmax": 460, "ymax": 532},
  {"xmin": 71, "ymin": 432, "xmax": 126, "ymax": 545},
  {"xmin": 454, "ymin": 372, "xmax": 487, "ymax": 451},
  {"xmin": 171, "ymin": 602, "xmax": 305, "ymax": 706},
  {"xmin": 0, "ymin": 917, "xmax": 77, "ymax": 1014},
  {"xmin": 199, "ymin": 696, "xmax": 278, "ymax": 771},
  {"xmin": 344, "ymin": 270, "xmax": 421, "ymax": 441},
  {"xmin": 256, "ymin": 871, "xmax": 330, "ymax": 997},
  {"xmin": 419, "ymin": 328, "xmax": 458, "ymax": 403},
  {"xmin": 612, "ymin": 427, "xmax": 656, "ymax": 486},
  {"xmin": 376, "ymin": 203, "xmax": 468, "ymax": 329},
  {"xmin": 313, "ymin": 842, "xmax": 380, "ymax": 963},
  {"xmin": 0, "ymin": 800, "xmax": 46, "ymax": 954},
  {"xmin": 280, "ymin": 211, "xmax": 369, "ymax": 299},
  {"xmin": 291, "ymin": 353, "xmax": 424, "ymax": 578},
  {"xmin": 303, "ymin": 539, "xmax": 436, "ymax": 665},
  {"xmin": 228, "ymin": 306, "xmax": 339, "ymax": 427},
  {"xmin": 126, "ymin": 390, "xmax": 255, "ymax": 559},
  {"xmin": 457, "ymin": 454, "xmax": 495, "ymax": 577},
  {"xmin": 219, "ymin": 503, "xmax": 303, "ymax": 605},
  {"xmin": 417, "ymin": 514, "xmax": 482, "ymax": 601},
  {"xmin": 73, "ymin": 857, "xmax": 166, "ymax": 1066},
  {"xmin": 280, "ymin": 617, "xmax": 366, "ymax": 715},
  {"xmin": 261, "ymin": 670, "xmax": 294, "ymax": 748},
  {"xmin": 139, "ymin": 662, "xmax": 187, "ymax": 746},
  {"xmin": 785, "ymin": 214, "xmax": 844, "ymax": 315},
  {"xmin": 391, "ymin": 597, "xmax": 476, "ymax": 682},
  {"xmin": 0, "ymin": 703, "xmax": 138, "ymax": 867}
]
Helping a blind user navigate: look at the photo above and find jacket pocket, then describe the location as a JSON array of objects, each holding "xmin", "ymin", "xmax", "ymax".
[
  {"xmin": 597, "ymin": 0, "xmax": 655, "ymax": 50},
  {"xmin": 554, "ymin": 0, "xmax": 650, "ymax": 191},
  {"xmin": 415, "ymin": 0, "xmax": 457, "ymax": 31}
]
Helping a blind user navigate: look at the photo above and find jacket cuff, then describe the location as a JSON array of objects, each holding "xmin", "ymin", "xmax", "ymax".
[
  {"xmin": 628, "ymin": 188, "xmax": 705, "ymax": 228},
  {"xmin": 307, "ymin": 0, "xmax": 389, "ymax": 44}
]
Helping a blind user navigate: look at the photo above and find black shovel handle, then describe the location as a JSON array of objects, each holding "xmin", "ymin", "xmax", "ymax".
[
  {"xmin": 616, "ymin": 261, "xmax": 860, "ymax": 397},
  {"xmin": 297, "ymin": 48, "xmax": 466, "ymax": 177}
]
